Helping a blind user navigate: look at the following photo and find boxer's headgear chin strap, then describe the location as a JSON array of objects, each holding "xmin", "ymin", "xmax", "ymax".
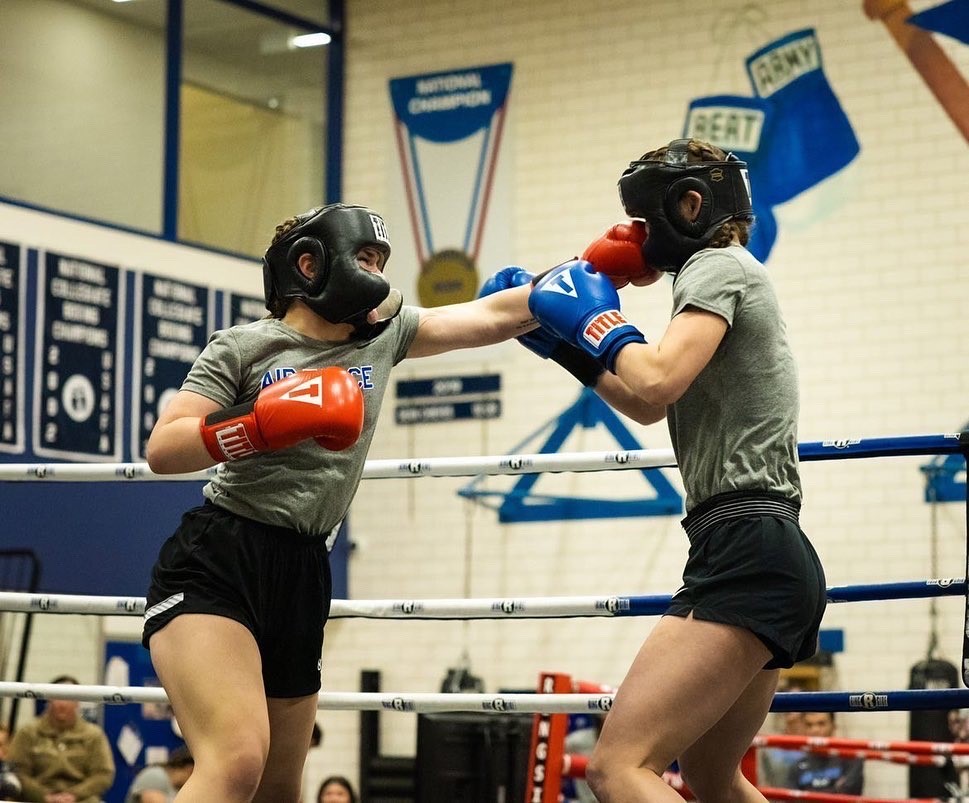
[
  {"xmin": 262, "ymin": 203, "xmax": 401, "ymax": 335},
  {"xmin": 617, "ymin": 138, "xmax": 753, "ymax": 273}
]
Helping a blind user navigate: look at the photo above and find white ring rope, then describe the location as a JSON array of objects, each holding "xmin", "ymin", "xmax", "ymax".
[
  {"xmin": 2, "ymin": 576, "xmax": 961, "ymax": 619},
  {"xmin": 0, "ymin": 681, "xmax": 611, "ymax": 715},
  {"xmin": 0, "ymin": 432, "xmax": 960, "ymax": 482},
  {"xmin": 0, "ymin": 591, "xmax": 628, "ymax": 619},
  {"xmin": 5, "ymin": 681, "xmax": 969, "ymax": 716},
  {"xmin": 0, "ymin": 449, "xmax": 675, "ymax": 482}
]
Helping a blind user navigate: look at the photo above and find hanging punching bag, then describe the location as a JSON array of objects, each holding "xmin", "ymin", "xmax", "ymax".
[{"xmin": 908, "ymin": 657, "xmax": 959, "ymax": 797}]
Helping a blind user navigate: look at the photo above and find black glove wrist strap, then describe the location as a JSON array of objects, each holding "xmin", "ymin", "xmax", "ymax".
[{"xmin": 204, "ymin": 400, "xmax": 255, "ymax": 427}]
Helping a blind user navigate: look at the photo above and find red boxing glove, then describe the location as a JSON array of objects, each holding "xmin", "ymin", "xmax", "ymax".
[
  {"xmin": 581, "ymin": 221, "xmax": 663, "ymax": 289},
  {"xmin": 200, "ymin": 367, "xmax": 364, "ymax": 462}
]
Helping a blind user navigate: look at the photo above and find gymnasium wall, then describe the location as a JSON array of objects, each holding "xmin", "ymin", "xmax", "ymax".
[{"xmin": 329, "ymin": 0, "xmax": 969, "ymax": 796}]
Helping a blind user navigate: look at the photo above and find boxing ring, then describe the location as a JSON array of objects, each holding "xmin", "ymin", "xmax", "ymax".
[{"xmin": 0, "ymin": 431, "xmax": 967, "ymax": 802}]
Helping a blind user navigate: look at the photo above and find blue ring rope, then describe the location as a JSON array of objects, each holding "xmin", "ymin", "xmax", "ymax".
[
  {"xmin": 617, "ymin": 579, "xmax": 965, "ymax": 617},
  {"xmin": 772, "ymin": 688, "xmax": 969, "ymax": 713}
]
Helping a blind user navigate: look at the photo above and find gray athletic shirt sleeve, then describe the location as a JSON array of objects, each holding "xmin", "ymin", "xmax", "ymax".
[
  {"xmin": 666, "ymin": 245, "xmax": 801, "ymax": 512},
  {"xmin": 180, "ymin": 307, "xmax": 421, "ymax": 537}
]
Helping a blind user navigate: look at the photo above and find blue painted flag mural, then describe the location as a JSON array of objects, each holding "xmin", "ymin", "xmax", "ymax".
[{"xmin": 684, "ymin": 29, "xmax": 860, "ymax": 263}]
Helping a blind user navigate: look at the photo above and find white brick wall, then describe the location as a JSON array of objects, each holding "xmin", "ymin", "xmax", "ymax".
[
  {"xmin": 331, "ymin": 0, "xmax": 969, "ymax": 796},
  {"xmin": 21, "ymin": 0, "xmax": 969, "ymax": 799}
]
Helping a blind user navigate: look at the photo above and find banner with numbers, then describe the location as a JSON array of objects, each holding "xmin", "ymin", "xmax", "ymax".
[
  {"xmin": 131, "ymin": 274, "xmax": 213, "ymax": 460},
  {"xmin": 0, "ymin": 240, "xmax": 25, "ymax": 453},
  {"xmin": 0, "ymin": 199, "xmax": 272, "ymax": 598},
  {"xmin": 33, "ymin": 251, "xmax": 125, "ymax": 461},
  {"xmin": 225, "ymin": 291, "xmax": 267, "ymax": 328}
]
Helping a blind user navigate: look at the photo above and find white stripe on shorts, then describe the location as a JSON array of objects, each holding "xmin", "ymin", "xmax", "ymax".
[{"xmin": 144, "ymin": 592, "xmax": 184, "ymax": 622}]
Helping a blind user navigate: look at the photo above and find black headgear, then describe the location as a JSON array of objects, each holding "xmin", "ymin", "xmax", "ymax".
[
  {"xmin": 262, "ymin": 203, "xmax": 402, "ymax": 334},
  {"xmin": 617, "ymin": 138, "xmax": 753, "ymax": 273}
]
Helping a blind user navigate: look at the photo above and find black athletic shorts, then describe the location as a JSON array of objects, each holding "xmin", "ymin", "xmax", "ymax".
[
  {"xmin": 666, "ymin": 490, "xmax": 827, "ymax": 669},
  {"xmin": 142, "ymin": 502, "xmax": 332, "ymax": 697}
]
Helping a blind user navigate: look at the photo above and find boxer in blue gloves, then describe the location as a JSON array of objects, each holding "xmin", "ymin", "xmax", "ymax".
[{"xmin": 523, "ymin": 138, "xmax": 827, "ymax": 803}]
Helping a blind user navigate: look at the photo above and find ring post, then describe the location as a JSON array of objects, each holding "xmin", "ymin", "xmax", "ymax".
[{"xmin": 523, "ymin": 672, "xmax": 570, "ymax": 802}]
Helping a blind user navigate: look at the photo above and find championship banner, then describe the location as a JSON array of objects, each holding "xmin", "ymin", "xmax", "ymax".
[
  {"xmin": 225, "ymin": 292, "xmax": 267, "ymax": 328},
  {"xmin": 388, "ymin": 63, "xmax": 515, "ymax": 312},
  {"xmin": 33, "ymin": 251, "xmax": 125, "ymax": 461},
  {"xmin": 131, "ymin": 274, "xmax": 213, "ymax": 459},
  {"xmin": 0, "ymin": 241, "xmax": 25, "ymax": 454}
]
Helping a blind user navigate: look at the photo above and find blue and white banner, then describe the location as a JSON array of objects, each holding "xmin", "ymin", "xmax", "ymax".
[
  {"xmin": 682, "ymin": 28, "xmax": 861, "ymax": 261},
  {"xmin": 395, "ymin": 373, "xmax": 501, "ymax": 426},
  {"xmin": 388, "ymin": 63, "xmax": 515, "ymax": 310},
  {"xmin": 745, "ymin": 28, "xmax": 860, "ymax": 205},
  {"xmin": 131, "ymin": 274, "xmax": 213, "ymax": 459},
  {"xmin": 683, "ymin": 95, "xmax": 778, "ymax": 262},
  {"xmin": 225, "ymin": 292, "xmax": 267, "ymax": 328},
  {"xmin": 33, "ymin": 251, "xmax": 125, "ymax": 460},
  {"xmin": 0, "ymin": 240, "xmax": 25, "ymax": 453}
]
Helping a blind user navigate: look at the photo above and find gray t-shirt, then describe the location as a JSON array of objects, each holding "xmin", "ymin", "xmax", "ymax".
[
  {"xmin": 125, "ymin": 765, "xmax": 173, "ymax": 803},
  {"xmin": 666, "ymin": 245, "xmax": 800, "ymax": 512},
  {"xmin": 181, "ymin": 308, "xmax": 420, "ymax": 537}
]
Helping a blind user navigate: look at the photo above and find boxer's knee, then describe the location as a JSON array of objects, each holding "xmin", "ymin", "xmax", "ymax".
[{"xmin": 586, "ymin": 744, "xmax": 668, "ymax": 802}]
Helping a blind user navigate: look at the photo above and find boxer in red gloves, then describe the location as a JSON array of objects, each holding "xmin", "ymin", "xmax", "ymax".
[
  {"xmin": 199, "ymin": 367, "xmax": 365, "ymax": 461},
  {"xmin": 143, "ymin": 203, "xmax": 534, "ymax": 803}
]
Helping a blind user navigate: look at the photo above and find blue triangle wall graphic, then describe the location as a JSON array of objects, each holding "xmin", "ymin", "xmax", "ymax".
[{"xmin": 458, "ymin": 387, "xmax": 683, "ymax": 522}]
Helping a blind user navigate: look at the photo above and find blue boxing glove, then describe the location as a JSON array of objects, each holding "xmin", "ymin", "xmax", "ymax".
[
  {"xmin": 529, "ymin": 259, "xmax": 646, "ymax": 373},
  {"xmin": 479, "ymin": 267, "xmax": 605, "ymax": 387}
]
